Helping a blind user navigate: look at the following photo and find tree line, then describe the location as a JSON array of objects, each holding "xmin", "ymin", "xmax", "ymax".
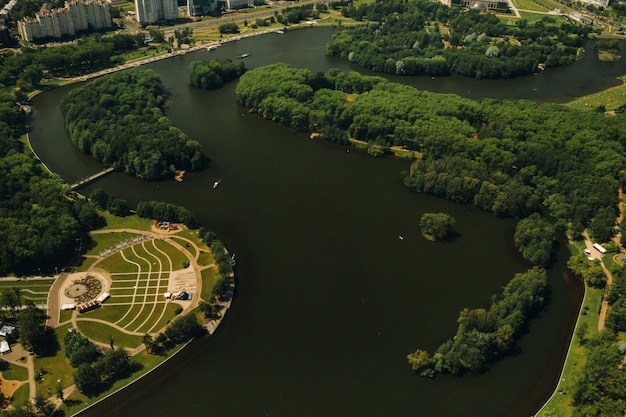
[
  {"xmin": 61, "ymin": 70, "xmax": 209, "ymax": 181},
  {"xmin": 327, "ymin": 0, "xmax": 592, "ymax": 78},
  {"xmin": 136, "ymin": 200, "xmax": 196, "ymax": 226},
  {"xmin": 407, "ymin": 267, "xmax": 547, "ymax": 376}
]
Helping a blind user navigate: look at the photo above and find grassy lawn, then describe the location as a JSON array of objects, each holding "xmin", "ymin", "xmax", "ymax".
[
  {"xmin": 538, "ymin": 284, "xmax": 603, "ymax": 416},
  {"xmin": 10, "ymin": 383, "xmax": 29, "ymax": 407},
  {"xmin": 74, "ymin": 256, "xmax": 100, "ymax": 272},
  {"xmin": 82, "ymin": 305, "xmax": 128, "ymax": 323},
  {"xmin": 171, "ymin": 236, "xmax": 197, "ymax": 258},
  {"xmin": 2, "ymin": 363, "xmax": 28, "ymax": 382},
  {"xmin": 34, "ymin": 325, "xmax": 75, "ymax": 400},
  {"xmin": 146, "ymin": 303, "xmax": 180, "ymax": 333},
  {"xmin": 129, "ymin": 303, "xmax": 168, "ymax": 334},
  {"xmin": 511, "ymin": 0, "xmax": 549, "ymax": 11},
  {"xmin": 100, "ymin": 213, "xmax": 153, "ymax": 231},
  {"xmin": 197, "ymin": 250, "xmax": 215, "ymax": 267},
  {"xmin": 567, "ymin": 75, "xmax": 626, "ymax": 112},
  {"xmin": 115, "ymin": 304, "xmax": 143, "ymax": 328},
  {"xmin": 95, "ymin": 251, "xmax": 139, "ymax": 274},
  {"xmin": 153, "ymin": 239, "xmax": 188, "ymax": 269},
  {"xmin": 110, "ymin": 288, "xmax": 137, "ymax": 296},
  {"xmin": 59, "ymin": 309, "xmax": 73, "ymax": 323},
  {"xmin": 175, "ymin": 228, "xmax": 203, "ymax": 246},
  {"xmin": 87, "ymin": 232, "xmax": 141, "ymax": 256},
  {"xmin": 0, "ymin": 279, "xmax": 54, "ymax": 304},
  {"xmin": 200, "ymin": 266, "xmax": 219, "ymax": 301},
  {"xmin": 75, "ymin": 320, "xmax": 143, "ymax": 348}
]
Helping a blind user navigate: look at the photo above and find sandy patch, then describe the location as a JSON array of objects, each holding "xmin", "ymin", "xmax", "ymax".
[
  {"xmin": 167, "ymin": 268, "xmax": 197, "ymax": 295},
  {"xmin": 0, "ymin": 374, "xmax": 22, "ymax": 401}
]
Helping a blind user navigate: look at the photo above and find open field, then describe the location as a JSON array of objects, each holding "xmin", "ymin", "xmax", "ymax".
[{"xmin": 76, "ymin": 321, "xmax": 143, "ymax": 348}]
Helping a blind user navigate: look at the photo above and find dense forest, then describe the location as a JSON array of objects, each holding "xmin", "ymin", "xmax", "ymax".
[
  {"xmin": 188, "ymin": 59, "xmax": 247, "ymax": 90},
  {"xmin": 0, "ymin": 99, "xmax": 103, "ymax": 274},
  {"xmin": 61, "ymin": 70, "xmax": 209, "ymax": 180},
  {"xmin": 236, "ymin": 64, "xmax": 626, "ymax": 241},
  {"xmin": 327, "ymin": 0, "xmax": 592, "ymax": 78}
]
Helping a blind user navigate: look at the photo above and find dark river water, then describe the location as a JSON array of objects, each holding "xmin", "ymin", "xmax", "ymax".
[{"xmin": 28, "ymin": 27, "xmax": 619, "ymax": 416}]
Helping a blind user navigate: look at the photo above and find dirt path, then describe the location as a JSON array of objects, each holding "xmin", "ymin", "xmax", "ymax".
[{"xmin": 597, "ymin": 186, "xmax": 624, "ymax": 331}]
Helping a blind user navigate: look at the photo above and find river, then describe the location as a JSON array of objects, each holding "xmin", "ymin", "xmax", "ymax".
[{"xmin": 29, "ymin": 27, "xmax": 611, "ymax": 416}]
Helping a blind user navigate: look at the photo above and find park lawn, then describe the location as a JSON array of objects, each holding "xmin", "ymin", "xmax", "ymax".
[
  {"xmin": 75, "ymin": 320, "xmax": 143, "ymax": 348},
  {"xmin": 171, "ymin": 236, "xmax": 197, "ymax": 258},
  {"xmin": 115, "ymin": 304, "xmax": 144, "ymax": 328},
  {"xmin": 83, "ymin": 305, "xmax": 129, "ymax": 323},
  {"xmin": 10, "ymin": 383, "xmax": 29, "ymax": 407},
  {"xmin": 110, "ymin": 272, "xmax": 143, "ymax": 281},
  {"xmin": 197, "ymin": 250, "xmax": 214, "ymax": 267},
  {"xmin": 87, "ymin": 232, "xmax": 141, "ymax": 256},
  {"xmin": 174, "ymin": 228, "xmax": 203, "ymax": 246},
  {"xmin": 518, "ymin": 11, "xmax": 553, "ymax": 22},
  {"xmin": 511, "ymin": 0, "xmax": 549, "ymax": 11},
  {"xmin": 153, "ymin": 239, "xmax": 188, "ymax": 269},
  {"xmin": 108, "ymin": 296, "xmax": 135, "ymax": 304},
  {"xmin": 538, "ymin": 284, "xmax": 603, "ymax": 417},
  {"xmin": 74, "ymin": 256, "xmax": 99, "ymax": 272},
  {"xmin": 0, "ymin": 280, "xmax": 54, "ymax": 290},
  {"xmin": 201, "ymin": 266, "xmax": 219, "ymax": 301},
  {"xmin": 145, "ymin": 303, "xmax": 180, "ymax": 333},
  {"xmin": 2, "ymin": 362, "xmax": 28, "ymax": 382},
  {"xmin": 59, "ymin": 309, "xmax": 73, "ymax": 323},
  {"xmin": 100, "ymin": 213, "xmax": 153, "ymax": 231},
  {"xmin": 128, "ymin": 303, "xmax": 168, "ymax": 334},
  {"xmin": 95, "ymin": 251, "xmax": 139, "ymax": 274},
  {"xmin": 109, "ymin": 281, "xmax": 135, "ymax": 290},
  {"xmin": 0, "ymin": 280, "xmax": 54, "ymax": 304},
  {"xmin": 34, "ymin": 325, "xmax": 75, "ymax": 400}
]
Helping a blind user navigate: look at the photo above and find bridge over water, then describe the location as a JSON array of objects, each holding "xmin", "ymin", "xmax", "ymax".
[{"xmin": 69, "ymin": 167, "xmax": 115, "ymax": 191}]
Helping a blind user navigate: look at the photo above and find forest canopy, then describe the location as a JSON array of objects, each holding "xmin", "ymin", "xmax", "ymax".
[
  {"xmin": 61, "ymin": 70, "xmax": 209, "ymax": 180},
  {"xmin": 188, "ymin": 59, "xmax": 247, "ymax": 90},
  {"xmin": 236, "ymin": 64, "xmax": 626, "ymax": 239},
  {"xmin": 327, "ymin": 0, "xmax": 591, "ymax": 78}
]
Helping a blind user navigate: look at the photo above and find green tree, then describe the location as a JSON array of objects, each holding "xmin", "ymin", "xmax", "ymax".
[
  {"xmin": 74, "ymin": 363, "xmax": 100, "ymax": 396},
  {"xmin": 513, "ymin": 213, "xmax": 555, "ymax": 267},
  {"xmin": 18, "ymin": 305, "xmax": 57, "ymax": 356},
  {"xmin": 0, "ymin": 287, "xmax": 21, "ymax": 320},
  {"xmin": 420, "ymin": 212, "xmax": 455, "ymax": 241}
]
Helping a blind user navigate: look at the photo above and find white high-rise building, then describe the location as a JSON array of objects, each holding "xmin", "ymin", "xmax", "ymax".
[
  {"xmin": 18, "ymin": 0, "xmax": 111, "ymax": 42},
  {"xmin": 135, "ymin": 0, "xmax": 177, "ymax": 26}
]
